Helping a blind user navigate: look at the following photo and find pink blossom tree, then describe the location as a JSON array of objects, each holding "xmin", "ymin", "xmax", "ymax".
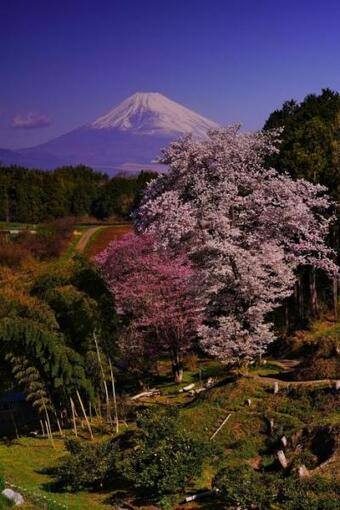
[
  {"xmin": 96, "ymin": 233, "xmax": 202, "ymax": 382},
  {"xmin": 135, "ymin": 126, "xmax": 337, "ymax": 365}
]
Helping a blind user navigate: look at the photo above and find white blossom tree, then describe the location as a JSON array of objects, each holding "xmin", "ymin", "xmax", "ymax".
[{"xmin": 135, "ymin": 126, "xmax": 337, "ymax": 364}]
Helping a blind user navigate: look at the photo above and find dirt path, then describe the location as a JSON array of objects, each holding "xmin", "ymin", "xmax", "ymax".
[{"xmin": 75, "ymin": 226, "xmax": 104, "ymax": 253}]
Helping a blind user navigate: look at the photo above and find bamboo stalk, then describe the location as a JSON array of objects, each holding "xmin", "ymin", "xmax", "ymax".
[
  {"xmin": 42, "ymin": 401, "xmax": 55, "ymax": 448},
  {"xmin": 70, "ymin": 397, "xmax": 78, "ymax": 437},
  {"xmin": 76, "ymin": 390, "xmax": 94, "ymax": 440},
  {"xmin": 109, "ymin": 358, "xmax": 119, "ymax": 434},
  {"xmin": 40, "ymin": 419, "xmax": 45, "ymax": 437},
  {"xmin": 210, "ymin": 414, "xmax": 231, "ymax": 440},
  {"xmin": 94, "ymin": 333, "xmax": 112, "ymax": 425}
]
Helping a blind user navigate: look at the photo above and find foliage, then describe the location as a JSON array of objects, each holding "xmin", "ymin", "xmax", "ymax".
[
  {"xmin": 293, "ymin": 335, "xmax": 340, "ymax": 380},
  {"xmin": 214, "ymin": 465, "xmax": 340, "ymax": 509},
  {"xmin": 0, "ymin": 256, "xmax": 120, "ymax": 420},
  {"xmin": 120, "ymin": 408, "xmax": 215, "ymax": 498},
  {"xmin": 0, "ymin": 165, "xmax": 157, "ymax": 222},
  {"xmin": 55, "ymin": 438, "xmax": 117, "ymax": 491},
  {"xmin": 136, "ymin": 126, "xmax": 336, "ymax": 364},
  {"xmin": 264, "ymin": 89, "xmax": 340, "ymax": 201},
  {"xmin": 0, "ymin": 217, "xmax": 75, "ymax": 266}
]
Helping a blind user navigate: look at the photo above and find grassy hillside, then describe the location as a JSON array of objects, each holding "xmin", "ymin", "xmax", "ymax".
[{"xmin": 1, "ymin": 356, "xmax": 338, "ymax": 509}]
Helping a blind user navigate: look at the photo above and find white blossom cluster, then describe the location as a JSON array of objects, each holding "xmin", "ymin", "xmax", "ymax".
[{"xmin": 135, "ymin": 127, "xmax": 337, "ymax": 364}]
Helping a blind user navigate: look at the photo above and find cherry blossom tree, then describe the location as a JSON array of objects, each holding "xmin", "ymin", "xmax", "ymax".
[
  {"xmin": 135, "ymin": 126, "xmax": 337, "ymax": 365},
  {"xmin": 95, "ymin": 233, "xmax": 202, "ymax": 382}
]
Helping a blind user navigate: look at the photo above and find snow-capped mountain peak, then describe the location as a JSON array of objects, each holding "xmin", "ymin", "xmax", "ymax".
[{"xmin": 89, "ymin": 92, "xmax": 219, "ymax": 136}]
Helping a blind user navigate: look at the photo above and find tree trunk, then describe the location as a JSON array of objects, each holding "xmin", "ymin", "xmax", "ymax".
[
  {"xmin": 172, "ymin": 352, "xmax": 183, "ymax": 383},
  {"xmin": 310, "ymin": 268, "xmax": 319, "ymax": 317},
  {"xmin": 333, "ymin": 276, "xmax": 338, "ymax": 321},
  {"xmin": 298, "ymin": 275, "xmax": 304, "ymax": 321},
  {"xmin": 284, "ymin": 300, "xmax": 289, "ymax": 336}
]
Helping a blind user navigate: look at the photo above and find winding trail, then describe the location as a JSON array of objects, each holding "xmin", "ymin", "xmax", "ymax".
[{"xmin": 75, "ymin": 226, "xmax": 104, "ymax": 253}]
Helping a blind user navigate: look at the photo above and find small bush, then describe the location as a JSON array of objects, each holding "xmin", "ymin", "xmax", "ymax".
[
  {"xmin": 120, "ymin": 408, "xmax": 217, "ymax": 498},
  {"xmin": 214, "ymin": 464, "xmax": 340, "ymax": 509},
  {"xmin": 55, "ymin": 438, "xmax": 117, "ymax": 491},
  {"xmin": 294, "ymin": 336, "xmax": 340, "ymax": 380}
]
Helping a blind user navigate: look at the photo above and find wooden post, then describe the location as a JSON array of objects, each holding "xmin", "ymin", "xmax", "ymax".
[
  {"xmin": 276, "ymin": 450, "xmax": 288, "ymax": 469},
  {"xmin": 76, "ymin": 390, "xmax": 94, "ymax": 440},
  {"xmin": 267, "ymin": 418, "xmax": 275, "ymax": 435}
]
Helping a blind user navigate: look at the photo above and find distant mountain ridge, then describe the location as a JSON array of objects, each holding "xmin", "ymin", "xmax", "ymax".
[{"xmin": 1, "ymin": 92, "xmax": 219, "ymax": 174}]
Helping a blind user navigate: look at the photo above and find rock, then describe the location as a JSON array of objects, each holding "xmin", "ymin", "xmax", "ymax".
[{"xmin": 2, "ymin": 488, "xmax": 24, "ymax": 505}]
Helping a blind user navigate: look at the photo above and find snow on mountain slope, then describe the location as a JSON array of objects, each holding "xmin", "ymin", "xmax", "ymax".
[
  {"xmin": 3, "ymin": 92, "xmax": 220, "ymax": 174},
  {"xmin": 89, "ymin": 92, "xmax": 219, "ymax": 136}
]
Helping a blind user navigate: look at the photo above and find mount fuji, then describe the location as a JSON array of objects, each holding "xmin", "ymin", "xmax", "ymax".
[{"xmin": 2, "ymin": 92, "xmax": 219, "ymax": 174}]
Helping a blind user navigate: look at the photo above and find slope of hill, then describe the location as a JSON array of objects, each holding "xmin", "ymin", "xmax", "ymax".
[{"xmin": 1, "ymin": 93, "xmax": 219, "ymax": 174}]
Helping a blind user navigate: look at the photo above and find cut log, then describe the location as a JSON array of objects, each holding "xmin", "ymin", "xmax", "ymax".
[
  {"xmin": 130, "ymin": 389, "xmax": 160, "ymax": 400},
  {"xmin": 183, "ymin": 490, "xmax": 216, "ymax": 503},
  {"xmin": 179, "ymin": 383, "xmax": 195, "ymax": 393}
]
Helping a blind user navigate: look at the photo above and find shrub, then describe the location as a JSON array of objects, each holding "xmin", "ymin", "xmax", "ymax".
[
  {"xmin": 214, "ymin": 465, "xmax": 340, "ymax": 509},
  {"xmin": 120, "ymin": 408, "xmax": 216, "ymax": 498},
  {"xmin": 294, "ymin": 336, "xmax": 340, "ymax": 380},
  {"xmin": 213, "ymin": 464, "xmax": 279, "ymax": 508},
  {"xmin": 55, "ymin": 438, "xmax": 117, "ymax": 491}
]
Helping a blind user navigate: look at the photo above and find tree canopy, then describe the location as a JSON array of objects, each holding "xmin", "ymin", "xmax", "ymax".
[{"xmin": 135, "ymin": 127, "xmax": 336, "ymax": 364}]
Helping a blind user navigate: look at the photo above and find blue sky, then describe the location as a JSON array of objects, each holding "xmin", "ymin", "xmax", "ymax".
[{"xmin": 1, "ymin": 0, "xmax": 339, "ymax": 149}]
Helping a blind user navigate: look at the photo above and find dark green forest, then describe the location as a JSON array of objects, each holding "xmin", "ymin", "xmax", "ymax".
[{"xmin": 0, "ymin": 165, "xmax": 157, "ymax": 223}]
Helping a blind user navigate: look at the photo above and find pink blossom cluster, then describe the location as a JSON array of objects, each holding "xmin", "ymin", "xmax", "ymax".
[{"xmin": 95, "ymin": 233, "xmax": 202, "ymax": 369}]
